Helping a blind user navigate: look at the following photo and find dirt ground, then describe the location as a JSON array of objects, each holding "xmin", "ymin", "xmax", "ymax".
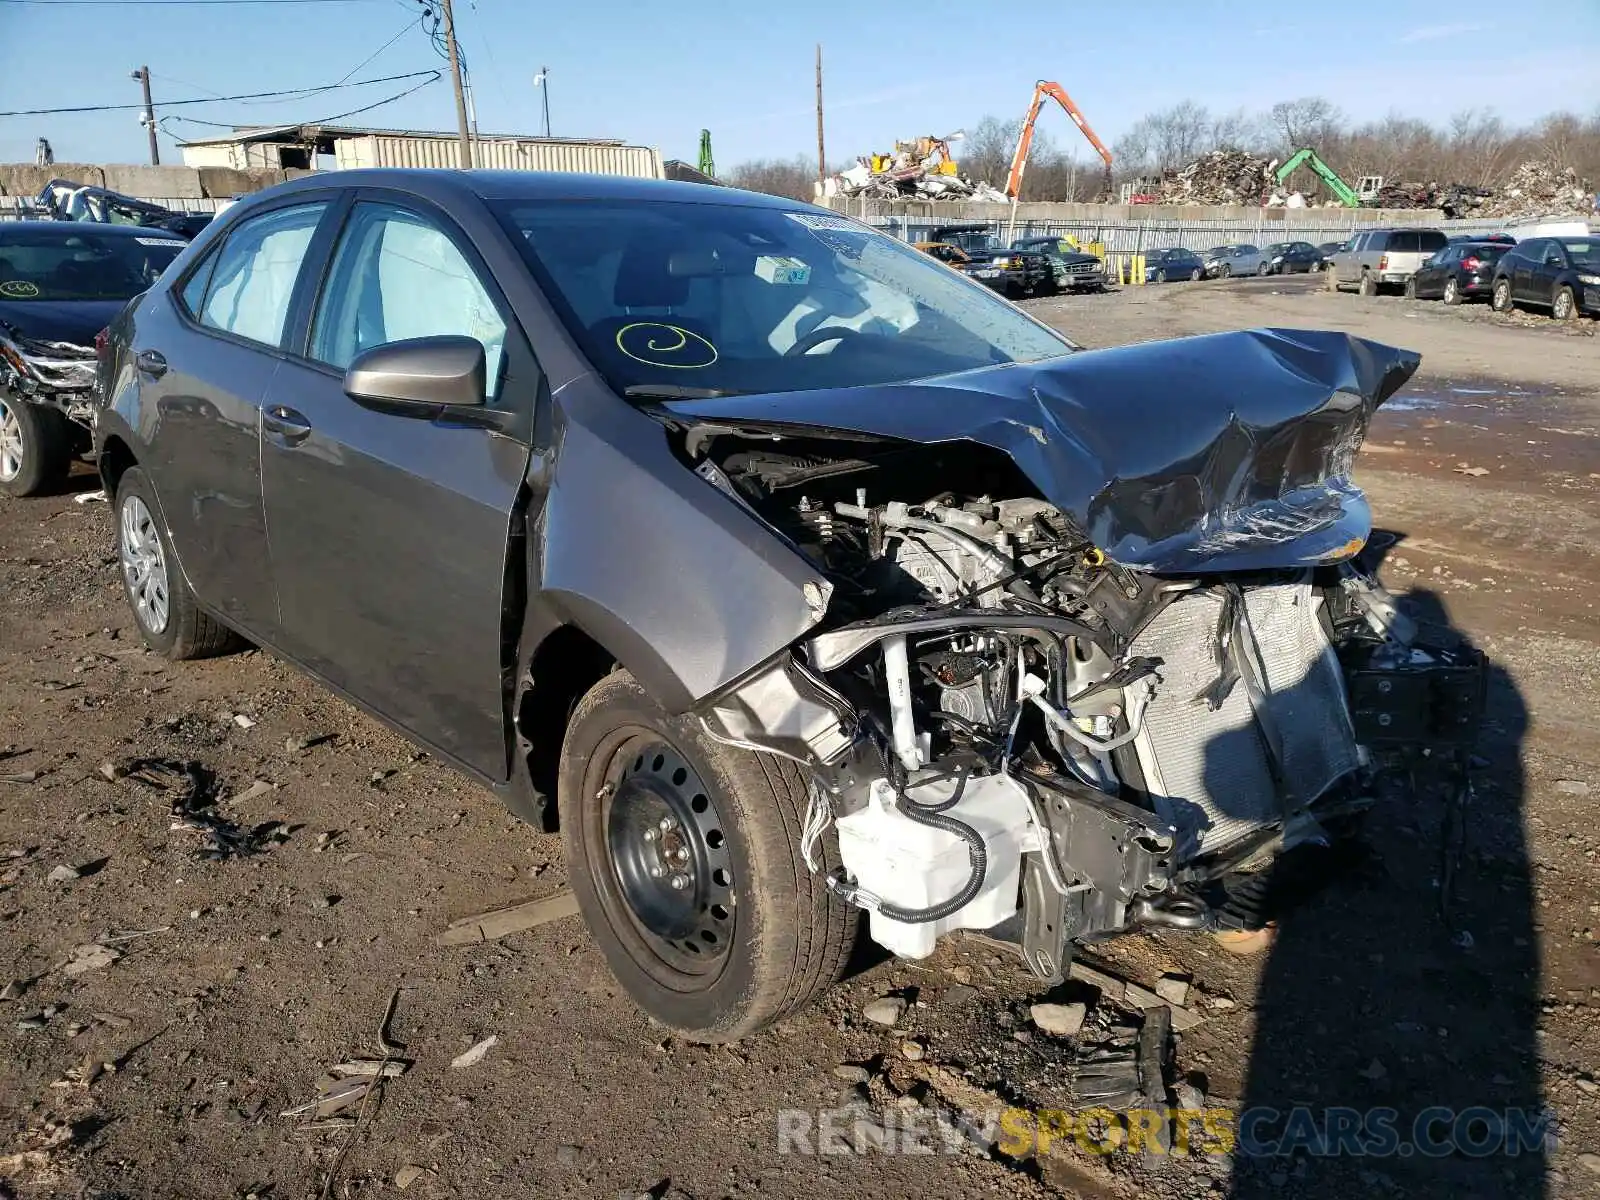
[{"xmin": 2, "ymin": 277, "xmax": 1597, "ymax": 1200}]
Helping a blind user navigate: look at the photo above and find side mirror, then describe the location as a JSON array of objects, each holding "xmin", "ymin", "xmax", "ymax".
[{"xmin": 343, "ymin": 335, "xmax": 486, "ymax": 414}]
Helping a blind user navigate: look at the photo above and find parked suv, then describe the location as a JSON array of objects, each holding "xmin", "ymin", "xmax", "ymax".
[
  {"xmin": 1330, "ymin": 228, "xmax": 1448, "ymax": 295},
  {"xmin": 1490, "ymin": 236, "xmax": 1600, "ymax": 319},
  {"xmin": 92, "ymin": 170, "xmax": 1461, "ymax": 1042}
]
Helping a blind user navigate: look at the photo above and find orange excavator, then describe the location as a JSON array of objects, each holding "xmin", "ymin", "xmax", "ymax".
[{"xmin": 1005, "ymin": 80, "xmax": 1114, "ymax": 204}]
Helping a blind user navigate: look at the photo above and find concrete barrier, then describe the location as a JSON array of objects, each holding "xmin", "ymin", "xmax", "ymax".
[
  {"xmin": 0, "ymin": 162, "xmax": 287, "ymax": 203},
  {"xmin": 0, "ymin": 163, "xmax": 106, "ymax": 197}
]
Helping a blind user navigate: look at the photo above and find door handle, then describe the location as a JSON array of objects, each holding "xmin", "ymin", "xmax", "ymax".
[
  {"xmin": 263, "ymin": 404, "xmax": 312, "ymax": 446},
  {"xmin": 135, "ymin": 349, "xmax": 167, "ymax": 379}
]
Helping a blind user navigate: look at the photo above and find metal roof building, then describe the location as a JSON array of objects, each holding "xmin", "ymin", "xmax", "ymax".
[{"xmin": 178, "ymin": 124, "xmax": 663, "ymax": 179}]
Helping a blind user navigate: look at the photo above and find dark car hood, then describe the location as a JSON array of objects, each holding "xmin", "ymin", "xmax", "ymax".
[
  {"xmin": 662, "ymin": 328, "xmax": 1419, "ymax": 573},
  {"xmin": 0, "ymin": 299, "xmax": 125, "ymax": 348},
  {"xmin": 1056, "ymin": 252, "xmax": 1102, "ymax": 266}
]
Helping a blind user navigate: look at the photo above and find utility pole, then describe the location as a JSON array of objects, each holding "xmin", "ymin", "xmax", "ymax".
[
  {"xmin": 439, "ymin": 0, "xmax": 472, "ymax": 169},
  {"xmin": 815, "ymin": 44, "xmax": 826, "ymax": 198},
  {"xmin": 131, "ymin": 66, "xmax": 159, "ymax": 166}
]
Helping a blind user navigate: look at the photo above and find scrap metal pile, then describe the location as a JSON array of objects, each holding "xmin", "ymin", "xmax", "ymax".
[
  {"xmin": 1365, "ymin": 161, "xmax": 1592, "ymax": 218},
  {"xmin": 1156, "ymin": 149, "xmax": 1273, "ymax": 206},
  {"xmin": 826, "ymin": 136, "xmax": 1010, "ymax": 203}
]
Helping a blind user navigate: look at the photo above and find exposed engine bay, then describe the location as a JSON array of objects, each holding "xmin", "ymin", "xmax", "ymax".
[
  {"xmin": 0, "ymin": 322, "xmax": 99, "ymax": 429},
  {"xmin": 675, "ymin": 329, "xmax": 1484, "ymax": 982}
]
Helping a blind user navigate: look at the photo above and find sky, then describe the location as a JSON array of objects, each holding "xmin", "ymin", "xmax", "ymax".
[{"xmin": 1, "ymin": 0, "xmax": 1597, "ymax": 170}]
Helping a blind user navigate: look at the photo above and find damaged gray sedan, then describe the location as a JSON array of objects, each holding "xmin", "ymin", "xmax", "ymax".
[{"xmin": 96, "ymin": 171, "xmax": 1482, "ymax": 1040}]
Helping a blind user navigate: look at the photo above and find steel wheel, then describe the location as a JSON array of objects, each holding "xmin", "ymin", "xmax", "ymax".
[
  {"xmin": 0, "ymin": 399, "xmax": 21, "ymax": 484},
  {"xmin": 599, "ymin": 735, "xmax": 736, "ymax": 975},
  {"xmin": 119, "ymin": 493, "xmax": 170, "ymax": 635}
]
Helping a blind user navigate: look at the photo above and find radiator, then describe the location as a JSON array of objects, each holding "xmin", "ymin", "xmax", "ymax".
[{"xmin": 1129, "ymin": 582, "xmax": 1360, "ymax": 858}]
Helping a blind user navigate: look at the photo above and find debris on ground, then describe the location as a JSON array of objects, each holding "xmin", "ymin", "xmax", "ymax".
[
  {"xmin": 862, "ymin": 995, "xmax": 908, "ymax": 1027},
  {"xmin": 105, "ymin": 757, "xmax": 285, "ymax": 859},
  {"xmin": 451, "ymin": 1035, "xmax": 498, "ymax": 1069},
  {"xmin": 1153, "ymin": 973, "xmax": 1192, "ymax": 1006},
  {"xmin": 1455, "ymin": 465, "xmax": 1491, "ymax": 477},
  {"xmin": 1029, "ymin": 1001, "xmax": 1087, "ymax": 1037},
  {"xmin": 46, "ymin": 864, "xmax": 80, "ymax": 884},
  {"xmin": 0, "ymin": 770, "xmax": 39, "ymax": 784},
  {"xmin": 282, "ymin": 1060, "xmax": 409, "ymax": 1120},
  {"xmin": 1068, "ymin": 958, "xmax": 1203, "ymax": 1031},
  {"xmin": 1479, "ymin": 159, "xmax": 1595, "ymax": 219},
  {"xmin": 60, "ymin": 943, "xmax": 121, "ymax": 976},
  {"xmin": 435, "ymin": 889, "xmax": 580, "ymax": 946},
  {"xmin": 394, "ymin": 1165, "xmax": 433, "ymax": 1190}
]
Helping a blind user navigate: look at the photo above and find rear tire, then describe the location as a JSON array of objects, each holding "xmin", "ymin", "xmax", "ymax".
[
  {"xmin": 1189, "ymin": 267, "xmax": 1202, "ymax": 281},
  {"xmin": 0, "ymin": 396, "xmax": 72, "ymax": 498},
  {"xmin": 1443, "ymin": 277, "xmax": 1461, "ymax": 306},
  {"xmin": 1257, "ymin": 261, "xmax": 1271, "ymax": 276},
  {"xmin": 1358, "ymin": 271, "xmax": 1376, "ymax": 297},
  {"xmin": 1155, "ymin": 268, "xmax": 1168, "ymax": 284},
  {"xmin": 113, "ymin": 466, "xmax": 240, "ymax": 660},
  {"xmin": 1491, "ymin": 278, "xmax": 1512, "ymax": 312},
  {"xmin": 559, "ymin": 670, "xmax": 856, "ymax": 1041},
  {"xmin": 1553, "ymin": 285, "xmax": 1576, "ymax": 321},
  {"xmin": 1404, "ymin": 277, "xmax": 1417, "ymax": 300}
]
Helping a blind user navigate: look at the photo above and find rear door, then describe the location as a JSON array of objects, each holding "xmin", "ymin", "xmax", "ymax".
[
  {"xmin": 129, "ymin": 199, "xmax": 331, "ymax": 640},
  {"xmin": 258, "ymin": 194, "xmax": 537, "ymax": 780}
]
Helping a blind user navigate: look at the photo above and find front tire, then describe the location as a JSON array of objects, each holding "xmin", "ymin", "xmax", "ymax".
[
  {"xmin": 1553, "ymin": 285, "xmax": 1576, "ymax": 321},
  {"xmin": 1155, "ymin": 268, "xmax": 1168, "ymax": 284},
  {"xmin": 0, "ymin": 396, "xmax": 72, "ymax": 498},
  {"xmin": 114, "ymin": 466, "xmax": 239, "ymax": 659},
  {"xmin": 1404, "ymin": 277, "xmax": 1418, "ymax": 300},
  {"xmin": 1491, "ymin": 278, "xmax": 1513, "ymax": 312},
  {"xmin": 1358, "ymin": 271, "xmax": 1377, "ymax": 297},
  {"xmin": 559, "ymin": 670, "xmax": 856, "ymax": 1041}
]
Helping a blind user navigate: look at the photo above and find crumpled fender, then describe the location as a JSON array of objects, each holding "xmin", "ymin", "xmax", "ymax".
[
  {"xmin": 660, "ymin": 328, "xmax": 1420, "ymax": 573},
  {"xmin": 535, "ymin": 377, "xmax": 830, "ymax": 712}
]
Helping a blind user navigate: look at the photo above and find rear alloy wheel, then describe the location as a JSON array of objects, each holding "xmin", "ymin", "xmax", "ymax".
[
  {"xmin": 1491, "ymin": 278, "xmax": 1513, "ymax": 312},
  {"xmin": 559, "ymin": 670, "xmax": 856, "ymax": 1041},
  {"xmin": 1358, "ymin": 271, "xmax": 1377, "ymax": 297},
  {"xmin": 1443, "ymin": 277, "xmax": 1461, "ymax": 306},
  {"xmin": 114, "ymin": 466, "xmax": 240, "ymax": 659},
  {"xmin": 0, "ymin": 396, "xmax": 72, "ymax": 498},
  {"xmin": 1553, "ymin": 285, "xmax": 1576, "ymax": 321},
  {"xmin": 1257, "ymin": 261, "xmax": 1271, "ymax": 277}
]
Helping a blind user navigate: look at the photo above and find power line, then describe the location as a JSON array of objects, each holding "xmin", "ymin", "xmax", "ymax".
[
  {"xmin": 0, "ymin": 70, "xmax": 440, "ymax": 118},
  {"xmin": 333, "ymin": 14, "xmax": 423, "ymax": 86},
  {"xmin": 1, "ymin": 0, "xmax": 385, "ymax": 6}
]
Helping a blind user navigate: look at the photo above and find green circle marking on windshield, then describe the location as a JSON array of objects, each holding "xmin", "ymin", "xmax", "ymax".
[
  {"xmin": 616, "ymin": 322, "xmax": 718, "ymax": 369},
  {"xmin": 0, "ymin": 281, "xmax": 39, "ymax": 299}
]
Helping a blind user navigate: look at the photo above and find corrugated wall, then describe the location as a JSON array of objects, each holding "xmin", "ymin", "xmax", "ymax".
[{"xmin": 337, "ymin": 136, "xmax": 663, "ymax": 177}]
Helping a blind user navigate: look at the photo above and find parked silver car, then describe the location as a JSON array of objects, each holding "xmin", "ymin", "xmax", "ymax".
[
  {"xmin": 1329, "ymin": 228, "xmax": 1449, "ymax": 295},
  {"xmin": 1203, "ymin": 243, "xmax": 1265, "ymax": 278}
]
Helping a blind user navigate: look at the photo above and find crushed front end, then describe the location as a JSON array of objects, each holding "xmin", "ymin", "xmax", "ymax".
[
  {"xmin": 674, "ymin": 328, "xmax": 1483, "ymax": 979},
  {"xmin": 0, "ymin": 321, "xmax": 99, "ymax": 430}
]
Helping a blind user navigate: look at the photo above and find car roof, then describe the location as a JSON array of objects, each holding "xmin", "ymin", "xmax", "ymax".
[
  {"xmin": 0, "ymin": 220, "xmax": 185, "ymax": 240},
  {"xmin": 231, "ymin": 169, "xmax": 818, "ymax": 214}
]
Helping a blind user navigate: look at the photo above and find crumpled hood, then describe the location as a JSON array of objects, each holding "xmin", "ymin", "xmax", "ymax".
[
  {"xmin": 662, "ymin": 327, "xmax": 1420, "ymax": 573},
  {"xmin": 0, "ymin": 299, "xmax": 123, "ymax": 348}
]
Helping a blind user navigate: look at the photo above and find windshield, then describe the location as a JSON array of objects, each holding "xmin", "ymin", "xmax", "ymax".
[
  {"xmin": 0, "ymin": 229, "xmax": 184, "ymax": 302},
  {"xmin": 493, "ymin": 200, "xmax": 1076, "ymax": 398}
]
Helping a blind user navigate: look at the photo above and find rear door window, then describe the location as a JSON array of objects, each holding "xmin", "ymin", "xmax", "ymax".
[
  {"xmin": 1417, "ymin": 231, "xmax": 1447, "ymax": 253},
  {"xmin": 196, "ymin": 203, "xmax": 328, "ymax": 348}
]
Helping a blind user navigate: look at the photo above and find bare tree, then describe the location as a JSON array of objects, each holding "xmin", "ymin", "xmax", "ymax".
[
  {"xmin": 1269, "ymin": 97, "xmax": 1344, "ymax": 152},
  {"xmin": 724, "ymin": 157, "xmax": 815, "ymax": 202}
]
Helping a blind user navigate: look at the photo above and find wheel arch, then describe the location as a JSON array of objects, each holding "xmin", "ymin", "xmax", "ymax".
[
  {"xmin": 97, "ymin": 432, "xmax": 139, "ymax": 498},
  {"xmin": 511, "ymin": 617, "xmax": 619, "ymax": 831}
]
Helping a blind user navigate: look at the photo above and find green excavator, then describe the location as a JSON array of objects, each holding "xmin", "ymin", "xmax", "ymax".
[{"xmin": 1275, "ymin": 148, "xmax": 1362, "ymax": 207}]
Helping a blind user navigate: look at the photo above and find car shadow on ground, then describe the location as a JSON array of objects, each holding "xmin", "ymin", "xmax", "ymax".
[{"xmin": 1225, "ymin": 537, "xmax": 1544, "ymax": 1198}]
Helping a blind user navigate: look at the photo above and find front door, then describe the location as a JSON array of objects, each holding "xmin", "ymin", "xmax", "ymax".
[{"xmin": 259, "ymin": 198, "xmax": 535, "ymax": 780}]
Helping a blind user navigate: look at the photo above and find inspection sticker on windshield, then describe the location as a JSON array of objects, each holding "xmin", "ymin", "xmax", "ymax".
[
  {"xmin": 0, "ymin": 280, "xmax": 39, "ymax": 298},
  {"xmin": 785, "ymin": 212, "xmax": 861, "ymax": 233},
  {"xmin": 755, "ymin": 255, "xmax": 811, "ymax": 285}
]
